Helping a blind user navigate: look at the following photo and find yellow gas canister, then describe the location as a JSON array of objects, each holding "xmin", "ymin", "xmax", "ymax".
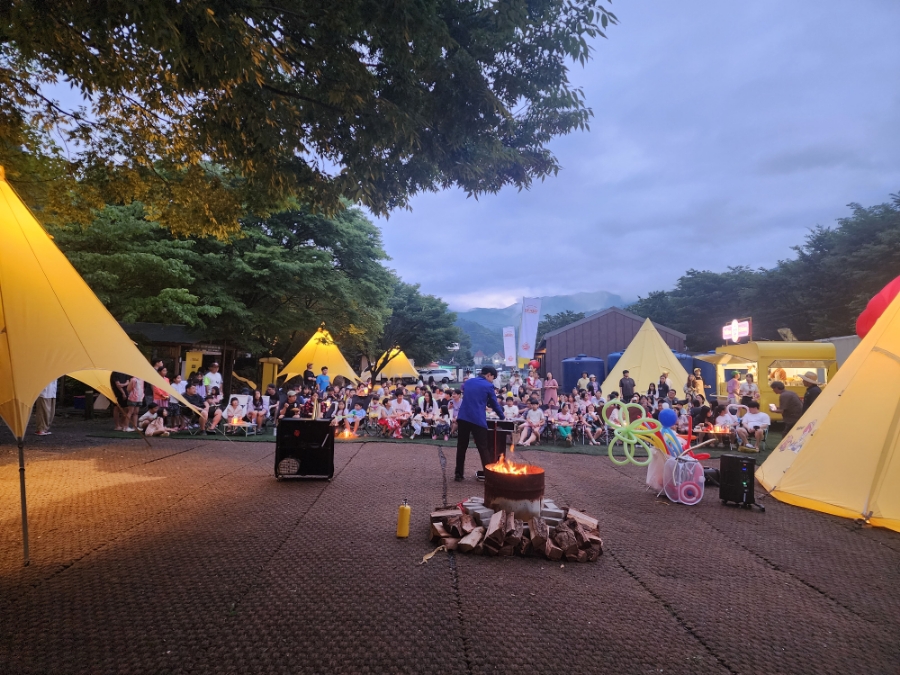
[{"xmin": 396, "ymin": 499, "xmax": 411, "ymax": 538}]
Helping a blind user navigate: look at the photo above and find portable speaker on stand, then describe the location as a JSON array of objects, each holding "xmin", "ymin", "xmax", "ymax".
[
  {"xmin": 274, "ymin": 419, "xmax": 335, "ymax": 479},
  {"xmin": 719, "ymin": 453, "xmax": 765, "ymax": 512}
]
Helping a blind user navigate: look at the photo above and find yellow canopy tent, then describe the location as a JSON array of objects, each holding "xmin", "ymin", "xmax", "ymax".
[
  {"xmin": 369, "ymin": 349, "xmax": 419, "ymax": 380},
  {"xmin": 757, "ymin": 292, "xmax": 900, "ymax": 532},
  {"xmin": 599, "ymin": 318, "xmax": 689, "ymax": 397},
  {"xmin": 0, "ymin": 165, "xmax": 197, "ymax": 565},
  {"xmin": 278, "ymin": 326, "xmax": 359, "ymax": 384}
]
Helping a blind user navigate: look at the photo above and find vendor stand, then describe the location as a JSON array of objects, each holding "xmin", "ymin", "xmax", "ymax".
[{"xmin": 696, "ymin": 341, "xmax": 837, "ymax": 421}]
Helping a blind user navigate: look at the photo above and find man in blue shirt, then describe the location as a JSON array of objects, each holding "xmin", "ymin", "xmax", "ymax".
[
  {"xmin": 316, "ymin": 366, "xmax": 331, "ymax": 394},
  {"xmin": 456, "ymin": 366, "xmax": 505, "ymax": 482}
]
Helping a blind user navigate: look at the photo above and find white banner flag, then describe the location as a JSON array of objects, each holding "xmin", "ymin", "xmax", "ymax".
[
  {"xmin": 517, "ymin": 297, "xmax": 542, "ymax": 360},
  {"xmin": 502, "ymin": 326, "xmax": 517, "ymax": 367}
]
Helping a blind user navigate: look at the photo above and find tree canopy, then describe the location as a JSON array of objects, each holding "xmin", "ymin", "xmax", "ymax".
[
  {"xmin": 50, "ymin": 201, "xmax": 393, "ymax": 356},
  {"xmin": 363, "ymin": 279, "xmax": 463, "ymax": 377},
  {"xmin": 1, "ymin": 0, "xmax": 616, "ymax": 233},
  {"xmin": 627, "ymin": 192, "xmax": 900, "ymax": 351}
]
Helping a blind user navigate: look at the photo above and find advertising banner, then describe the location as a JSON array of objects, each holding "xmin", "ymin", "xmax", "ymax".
[
  {"xmin": 502, "ymin": 326, "xmax": 517, "ymax": 367},
  {"xmin": 517, "ymin": 297, "xmax": 542, "ymax": 360}
]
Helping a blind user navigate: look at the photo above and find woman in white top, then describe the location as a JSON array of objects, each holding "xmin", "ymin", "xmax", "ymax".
[
  {"xmin": 739, "ymin": 374, "xmax": 760, "ymax": 407},
  {"xmin": 518, "ymin": 401, "xmax": 546, "ymax": 447}
]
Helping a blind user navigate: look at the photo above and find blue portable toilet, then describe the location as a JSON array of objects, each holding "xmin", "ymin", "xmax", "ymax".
[
  {"xmin": 561, "ymin": 354, "xmax": 605, "ymax": 394},
  {"xmin": 693, "ymin": 356, "xmax": 717, "ymax": 402},
  {"xmin": 606, "ymin": 351, "xmax": 624, "ymax": 377}
]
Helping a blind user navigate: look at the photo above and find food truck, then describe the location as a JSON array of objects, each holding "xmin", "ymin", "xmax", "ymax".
[{"xmin": 697, "ymin": 341, "xmax": 837, "ymax": 420}]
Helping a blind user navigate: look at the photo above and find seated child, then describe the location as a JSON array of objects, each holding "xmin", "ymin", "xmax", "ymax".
[{"xmin": 345, "ymin": 402, "xmax": 366, "ymax": 435}]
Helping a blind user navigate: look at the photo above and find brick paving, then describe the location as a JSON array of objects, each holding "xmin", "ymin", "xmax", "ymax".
[{"xmin": 1, "ymin": 418, "xmax": 899, "ymax": 674}]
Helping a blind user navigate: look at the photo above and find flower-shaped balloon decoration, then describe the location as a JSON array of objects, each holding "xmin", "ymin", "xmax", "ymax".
[{"xmin": 601, "ymin": 400, "xmax": 664, "ymax": 466}]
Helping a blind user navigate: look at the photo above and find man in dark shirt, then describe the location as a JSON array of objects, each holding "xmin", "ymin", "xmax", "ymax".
[
  {"xmin": 280, "ymin": 391, "xmax": 302, "ymax": 419},
  {"xmin": 265, "ymin": 384, "xmax": 283, "ymax": 419},
  {"xmin": 303, "ymin": 363, "xmax": 316, "ymax": 389},
  {"xmin": 770, "ymin": 381, "xmax": 803, "ymax": 433},
  {"xmin": 800, "ymin": 372, "xmax": 822, "ymax": 413},
  {"xmin": 455, "ymin": 366, "xmax": 505, "ymax": 482},
  {"xmin": 619, "ymin": 370, "xmax": 636, "ymax": 401}
]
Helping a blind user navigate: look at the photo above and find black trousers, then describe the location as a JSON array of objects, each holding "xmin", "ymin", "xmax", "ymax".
[{"xmin": 455, "ymin": 419, "xmax": 493, "ymax": 477}]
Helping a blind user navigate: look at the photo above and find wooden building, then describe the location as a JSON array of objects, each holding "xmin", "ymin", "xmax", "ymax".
[{"xmin": 541, "ymin": 307, "xmax": 686, "ymax": 379}]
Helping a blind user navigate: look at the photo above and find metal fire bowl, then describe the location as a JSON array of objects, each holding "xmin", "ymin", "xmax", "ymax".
[{"xmin": 483, "ymin": 465, "xmax": 545, "ymax": 521}]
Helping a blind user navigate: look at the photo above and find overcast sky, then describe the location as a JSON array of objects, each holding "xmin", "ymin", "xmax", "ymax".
[{"xmin": 376, "ymin": 0, "xmax": 900, "ymax": 311}]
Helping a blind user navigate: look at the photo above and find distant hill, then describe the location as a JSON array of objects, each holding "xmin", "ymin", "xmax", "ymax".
[
  {"xmin": 454, "ymin": 290, "xmax": 630, "ymax": 354},
  {"xmin": 455, "ymin": 291, "xmax": 628, "ymax": 331}
]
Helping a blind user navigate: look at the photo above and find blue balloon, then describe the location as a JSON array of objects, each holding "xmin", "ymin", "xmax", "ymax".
[{"xmin": 659, "ymin": 408, "xmax": 678, "ymax": 428}]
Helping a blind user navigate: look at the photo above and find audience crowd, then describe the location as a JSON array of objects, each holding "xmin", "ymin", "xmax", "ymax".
[{"xmin": 107, "ymin": 359, "xmax": 807, "ymax": 451}]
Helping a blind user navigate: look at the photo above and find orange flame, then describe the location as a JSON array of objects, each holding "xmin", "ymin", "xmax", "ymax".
[
  {"xmin": 231, "ymin": 416, "xmax": 241, "ymax": 425},
  {"xmin": 486, "ymin": 444, "xmax": 543, "ymax": 475}
]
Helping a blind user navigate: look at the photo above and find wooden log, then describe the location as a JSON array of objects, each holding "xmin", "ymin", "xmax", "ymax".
[
  {"xmin": 486, "ymin": 510, "xmax": 507, "ymax": 546},
  {"xmin": 567, "ymin": 519, "xmax": 591, "ymax": 549},
  {"xmin": 518, "ymin": 537, "xmax": 533, "ymax": 557},
  {"xmin": 586, "ymin": 530, "xmax": 603, "ymax": 550},
  {"xmin": 565, "ymin": 507, "xmax": 598, "ymax": 531},
  {"xmin": 473, "ymin": 536, "xmax": 485, "ymax": 555},
  {"xmin": 447, "ymin": 515, "xmax": 465, "ymax": 538},
  {"xmin": 553, "ymin": 527, "xmax": 579, "ymax": 558},
  {"xmin": 528, "ymin": 517, "xmax": 549, "ymax": 550},
  {"xmin": 457, "ymin": 527, "xmax": 485, "ymax": 553},
  {"xmin": 545, "ymin": 539, "xmax": 563, "ymax": 561},
  {"xmin": 565, "ymin": 552, "xmax": 580, "ymax": 562},
  {"xmin": 431, "ymin": 507, "xmax": 463, "ymax": 522},
  {"xmin": 586, "ymin": 544, "xmax": 601, "ymax": 562},
  {"xmin": 430, "ymin": 522, "xmax": 451, "ymax": 542},
  {"xmin": 499, "ymin": 544, "xmax": 515, "ymax": 556},
  {"xmin": 460, "ymin": 513, "xmax": 476, "ymax": 535},
  {"xmin": 506, "ymin": 519, "xmax": 524, "ymax": 549},
  {"xmin": 442, "ymin": 537, "xmax": 460, "ymax": 551}
]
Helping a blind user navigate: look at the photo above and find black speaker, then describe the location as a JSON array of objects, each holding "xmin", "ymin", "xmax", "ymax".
[
  {"xmin": 487, "ymin": 419, "xmax": 517, "ymax": 463},
  {"xmin": 719, "ymin": 453, "xmax": 764, "ymax": 511},
  {"xmin": 275, "ymin": 419, "xmax": 335, "ymax": 479}
]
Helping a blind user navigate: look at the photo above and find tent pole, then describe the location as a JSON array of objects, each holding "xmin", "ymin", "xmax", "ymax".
[{"xmin": 17, "ymin": 440, "xmax": 30, "ymax": 566}]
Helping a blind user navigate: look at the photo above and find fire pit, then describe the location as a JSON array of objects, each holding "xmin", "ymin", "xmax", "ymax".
[{"xmin": 483, "ymin": 452, "xmax": 544, "ymax": 520}]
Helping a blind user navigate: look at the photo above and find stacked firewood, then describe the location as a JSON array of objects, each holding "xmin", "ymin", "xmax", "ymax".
[{"xmin": 429, "ymin": 506, "xmax": 602, "ymax": 562}]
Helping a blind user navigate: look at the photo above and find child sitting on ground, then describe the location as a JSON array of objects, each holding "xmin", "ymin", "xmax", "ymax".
[
  {"xmin": 139, "ymin": 403, "xmax": 171, "ymax": 437},
  {"xmin": 434, "ymin": 405, "xmax": 451, "ymax": 441},
  {"xmin": 409, "ymin": 406, "xmax": 424, "ymax": 438}
]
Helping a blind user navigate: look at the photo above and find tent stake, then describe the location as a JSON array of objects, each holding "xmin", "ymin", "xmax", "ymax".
[{"xmin": 17, "ymin": 440, "xmax": 30, "ymax": 566}]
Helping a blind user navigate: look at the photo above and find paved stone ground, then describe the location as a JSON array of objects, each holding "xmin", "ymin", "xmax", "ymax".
[{"xmin": 1, "ymin": 418, "xmax": 899, "ymax": 674}]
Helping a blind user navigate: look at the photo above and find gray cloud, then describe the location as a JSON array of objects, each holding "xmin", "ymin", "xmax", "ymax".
[{"xmin": 381, "ymin": 0, "xmax": 900, "ymax": 309}]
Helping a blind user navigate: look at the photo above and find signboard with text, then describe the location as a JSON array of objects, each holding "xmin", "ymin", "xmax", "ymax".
[{"xmin": 722, "ymin": 318, "xmax": 752, "ymax": 344}]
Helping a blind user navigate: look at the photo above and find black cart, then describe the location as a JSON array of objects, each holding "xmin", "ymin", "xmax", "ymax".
[
  {"xmin": 274, "ymin": 419, "xmax": 335, "ymax": 480},
  {"xmin": 486, "ymin": 419, "xmax": 519, "ymax": 464}
]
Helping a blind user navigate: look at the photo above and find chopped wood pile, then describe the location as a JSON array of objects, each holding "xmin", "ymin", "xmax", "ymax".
[{"xmin": 430, "ymin": 501, "xmax": 603, "ymax": 562}]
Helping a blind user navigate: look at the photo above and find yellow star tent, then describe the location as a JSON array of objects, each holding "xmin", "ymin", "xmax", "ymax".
[
  {"xmin": 0, "ymin": 165, "xmax": 196, "ymax": 564},
  {"xmin": 278, "ymin": 326, "xmax": 359, "ymax": 384},
  {"xmin": 369, "ymin": 349, "xmax": 419, "ymax": 380},
  {"xmin": 599, "ymin": 318, "xmax": 689, "ymax": 397},
  {"xmin": 757, "ymin": 292, "xmax": 900, "ymax": 532}
]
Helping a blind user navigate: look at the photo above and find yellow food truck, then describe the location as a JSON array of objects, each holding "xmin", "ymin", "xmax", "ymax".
[{"xmin": 698, "ymin": 341, "xmax": 837, "ymax": 420}]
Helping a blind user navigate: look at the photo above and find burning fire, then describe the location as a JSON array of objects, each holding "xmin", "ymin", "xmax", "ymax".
[
  {"xmin": 231, "ymin": 416, "xmax": 241, "ymax": 425},
  {"xmin": 486, "ymin": 445, "xmax": 543, "ymax": 475},
  {"xmin": 339, "ymin": 429, "xmax": 355, "ymax": 438}
]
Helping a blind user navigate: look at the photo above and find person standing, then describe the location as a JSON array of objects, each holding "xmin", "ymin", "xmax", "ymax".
[
  {"xmin": 726, "ymin": 371, "xmax": 741, "ymax": 404},
  {"xmin": 203, "ymin": 362, "xmax": 223, "ymax": 394},
  {"xmin": 455, "ymin": 366, "xmax": 505, "ymax": 482},
  {"xmin": 657, "ymin": 374, "xmax": 670, "ymax": 401},
  {"xmin": 34, "ymin": 378, "xmax": 58, "ymax": 436},
  {"xmin": 770, "ymin": 381, "xmax": 803, "ymax": 434},
  {"xmin": 542, "ymin": 372, "xmax": 559, "ymax": 407},
  {"xmin": 111, "ymin": 371, "xmax": 130, "ymax": 431},
  {"xmin": 125, "ymin": 374, "xmax": 144, "ymax": 432},
  {"xmin": 316, "ymin": 366, "xmax": 331, "ymax": 394},
  {"xmin": 739, "ymin": 373, "xmax": 760, "ymax": 407},
  {"xmin": 302, "ymin": 363, "xmax": 316, "ymax": 390},
  {"xmin": 800, "ymin": 372, "xmax": 822, "ymax": 413},
  {"xmin": 576, "ymin": 372, "xmax": 590, "ymax": 392},
  {"xmin": 619, "ymin": 370, "xmax": 636, "ymax": 401}
]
